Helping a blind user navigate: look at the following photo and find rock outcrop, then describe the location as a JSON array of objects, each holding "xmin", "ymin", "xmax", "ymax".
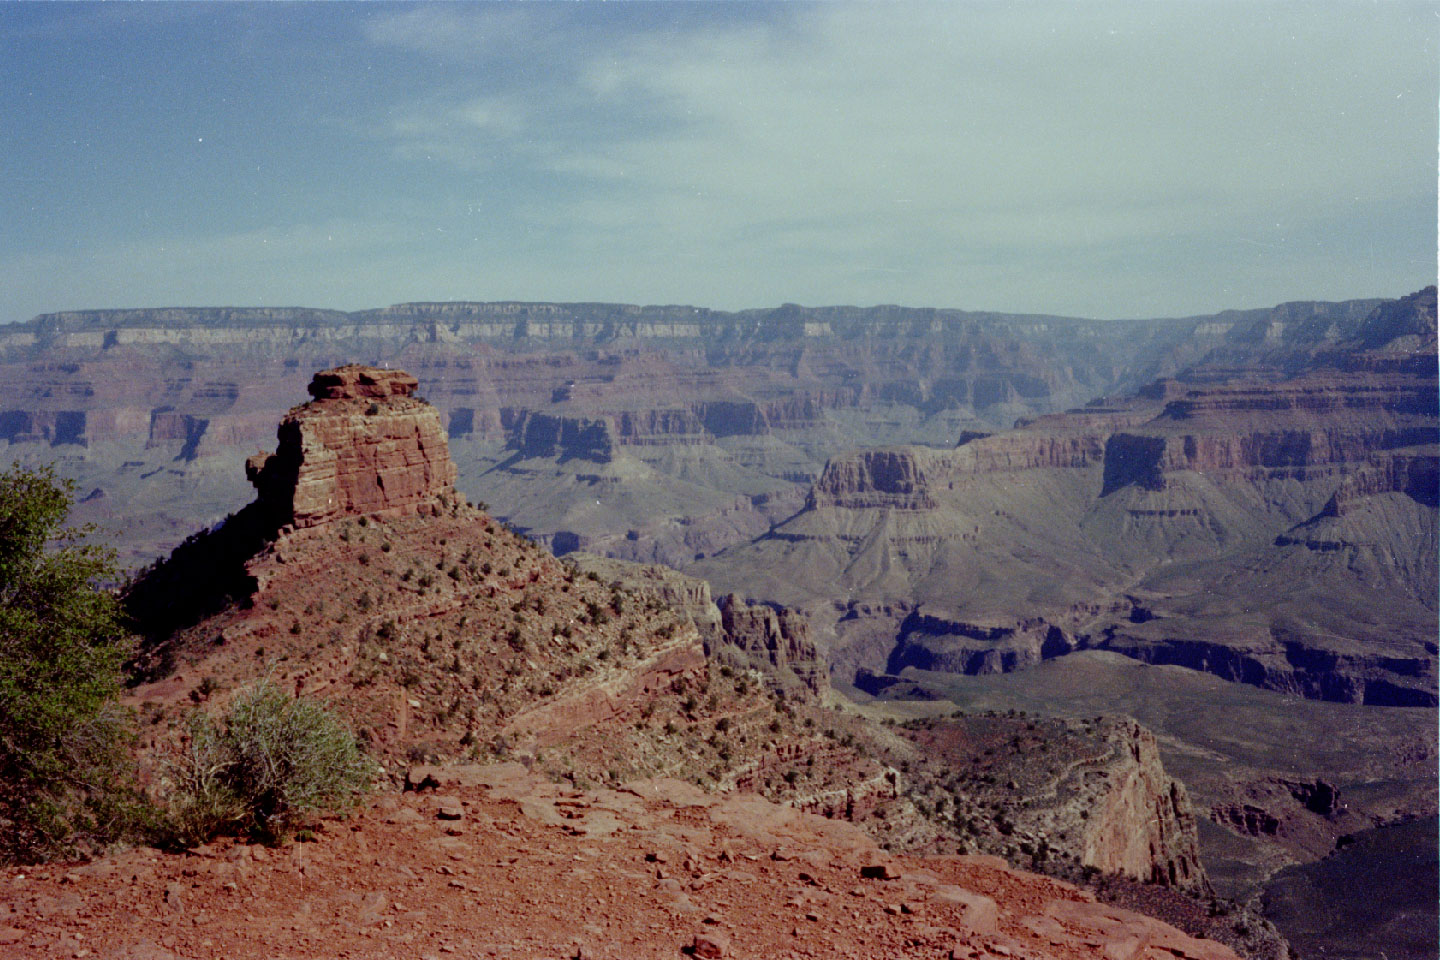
[
  {"xmin": 715, "ymin": 594, "xmax": 827, "ymax": 694},
  {"xmin": 1077, "ymin": 722, "xmax": 1205, "ymax": 890},
  {"xmin": 810, "ymin": 449, "xmax": 940, "ymax": 510},
  {"xmin": 860, "ymin": 713, "xmax": 1208, "ymax": 894},
  {"xmin": 245, "ymin": 365, "xmax": 459, "ymax": 528},
  {"xmin": 566, "ymin": 555, "xmax": 827, "ymax": 696}
]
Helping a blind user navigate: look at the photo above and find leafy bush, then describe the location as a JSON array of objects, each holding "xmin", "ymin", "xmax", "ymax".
[
  {"xmin": 0, "ymin": 463, "xmax": 143, "ymax": 863},
  {"xmin": 168, "ymin": 680, "xmax": 371, "ymax": 844}
]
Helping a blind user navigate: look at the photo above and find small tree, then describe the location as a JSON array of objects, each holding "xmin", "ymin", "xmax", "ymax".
[
  {"xmin": 168, "ymin": 680, "xmax": 371, "ymax": 844},
  {"xmin": 0, "ymin": 463, "xmax": 137, "ymax": 862}
]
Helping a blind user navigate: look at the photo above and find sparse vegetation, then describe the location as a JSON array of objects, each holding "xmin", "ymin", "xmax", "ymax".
[{"xmin": 166, "ymin": 680, "xmax": 371, "ymax": 844}]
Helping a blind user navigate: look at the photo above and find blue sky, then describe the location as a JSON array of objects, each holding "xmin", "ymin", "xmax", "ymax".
[{"xmin": 1, "ymin": 2, "xmax": 1435, "ymax": 324}]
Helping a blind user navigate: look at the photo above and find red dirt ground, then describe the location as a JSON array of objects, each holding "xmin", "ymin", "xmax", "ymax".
[{"xmin": 0, "ymin": 764, "xmax": 1237, "ymax": 960}]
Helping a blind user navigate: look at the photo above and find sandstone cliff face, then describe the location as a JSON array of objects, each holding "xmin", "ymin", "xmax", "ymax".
[
  {"xmin": 1078, "ymin": 722, "xmax": 1205, "ymax": 890},
  {"xmin": 1317, "ymin": 447, "xmax": 1438, "ymax": 517},
  {"xmin": 245, "ymin": 365, "xmax": 459, "ymax": 528},
  {"xmin": 509, "ymin": 410, "xmax": 617, "ymax": 461},
  {"xmin": 716, "ymin": 593, "xmax": 827, "ymax": 694},
  {"xmin": 881, "ymin": 714, "xmax": 1208, "ymax": 895}
]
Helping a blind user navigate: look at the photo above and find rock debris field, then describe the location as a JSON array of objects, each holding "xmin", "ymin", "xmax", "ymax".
[{"xmin": 0, "ymin": 764, "xmax": 1235, "ymax": 960}]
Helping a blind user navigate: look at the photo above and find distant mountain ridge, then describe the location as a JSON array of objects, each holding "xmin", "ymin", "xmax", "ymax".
[{"xmin": 0, "ymin": 291, "xmax": 1406, "ymax": 572}]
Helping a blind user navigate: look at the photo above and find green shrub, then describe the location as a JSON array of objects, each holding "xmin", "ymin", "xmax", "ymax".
[
  {"xmin": 0, "ymin": 463, "xmax": 144, "ymax": 863},
  {"xmin": 167, "ymin": 680, "xmax": 371, "ymax": 844}
]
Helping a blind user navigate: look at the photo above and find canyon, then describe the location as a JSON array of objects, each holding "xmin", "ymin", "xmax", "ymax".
[
  {"xmin": 16, "ymin": 365, "xmax": 1258, "ymax": 959},
  {"xmin": 1, "ymin": 288, "xmax": 1434, "ymax": 958}
]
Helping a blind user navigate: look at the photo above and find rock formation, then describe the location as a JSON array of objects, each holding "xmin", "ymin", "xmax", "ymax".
[
  {"xmin": 715, "ymin": 593, "xmax": 827, "ymax": 695},
  {"xmin": 566, "ymin": 555, "xmax": 827, "ymax": 696},
  {"xmin": 698, "ymin": 291, "xmax": 1439, "ymax": 708},
  {"xmin": 114, "ymin": 367, "xmax": 1260, "ymax": 955},
  {"xmin": 245, "ymin": 365, "xmax": 458, "ymax": 528},
  {"xmin": 0, "ymin": 291, "xmax": 1403, "ymax": 570}
]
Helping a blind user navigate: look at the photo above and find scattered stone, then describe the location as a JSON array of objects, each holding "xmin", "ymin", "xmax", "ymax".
[
  {"xmin": 932, "ymin": 886, "xmax": 999, "ymax": 936},
  {"xmin": 435, "ymin": 796, "xmax": 465, "ymax": 821},
  {"xmin": 860, "ymin": 863, "xmax": 901, "ymax": 880},
  {"xmin": 162, "ymin": 882, "xmax": 185, "ymax": 914},
  {"xmin": 691, "ymin": 929, "xmax": 730, "ymax": 958}
]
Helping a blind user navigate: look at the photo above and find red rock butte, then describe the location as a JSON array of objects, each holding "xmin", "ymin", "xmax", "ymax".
[{"xmin": 245, "ymin": 364, "xmax": 459, "ymax": 528}]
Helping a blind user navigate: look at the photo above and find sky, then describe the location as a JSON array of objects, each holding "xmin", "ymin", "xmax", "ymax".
[{"xmin": 0, "ymin": 2, "xmax": 1435, "ymax": 324}]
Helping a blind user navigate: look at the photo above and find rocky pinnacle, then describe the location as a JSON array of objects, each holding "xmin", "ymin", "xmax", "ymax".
[{"xmin": 245, "ymin": 364, "xmax": 459, "ymax": 528}]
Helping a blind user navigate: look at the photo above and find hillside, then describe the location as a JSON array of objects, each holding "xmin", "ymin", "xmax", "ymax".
[
  {"xmin": 0, "ymin": 766, "xmax": 1240, "ymax": 960},
  {"xmin": 68, "ymin": 364, "xmax": 1271, "ymax": 958}
]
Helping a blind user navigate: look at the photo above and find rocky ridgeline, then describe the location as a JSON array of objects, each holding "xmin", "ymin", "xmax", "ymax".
[{"xmin": 0, "ymin": 295, "xmax": 1400, "ymax": 457}]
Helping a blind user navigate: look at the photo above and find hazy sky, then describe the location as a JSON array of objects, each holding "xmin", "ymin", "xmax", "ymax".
[{"xmin": 1, "ymin": 2, "xmax": 1435, "ymax": 324}]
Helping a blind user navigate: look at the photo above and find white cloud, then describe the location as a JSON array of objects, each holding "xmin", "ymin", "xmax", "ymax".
[
  {"xmin": 9, "ymin": 3, "xmax": 1429, "ymax": 321},
  {"xmin": 359, "ymin": 5, "xmax": 542, "ymax": 59}
]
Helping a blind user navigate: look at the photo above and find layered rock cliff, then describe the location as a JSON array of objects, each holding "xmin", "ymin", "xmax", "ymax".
[
  {"xmin": 0, "ymin": 292, "xmax": 1405, "ymax": 572},
  {"xmin": 701, "ymin": 290, "xmax": 1438, "ymax": 708},
  {"xmin": 245, "ymin": 365, "xmax": 459, "ymax": 528}
]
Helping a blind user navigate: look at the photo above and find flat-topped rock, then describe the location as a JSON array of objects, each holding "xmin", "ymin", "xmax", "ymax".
[
  {"xmin": 307, "ymin": 364, "xmax": 419, "ymax": 400},
  {"xmin": 246, "ymin": 365, "xmax": 458, "ymax": 528}
]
